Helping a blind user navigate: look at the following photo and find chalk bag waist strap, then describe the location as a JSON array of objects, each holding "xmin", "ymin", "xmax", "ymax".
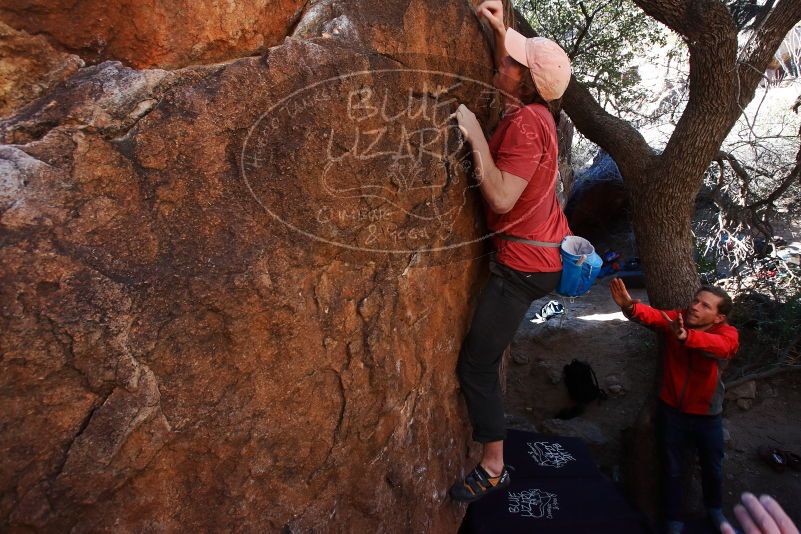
[{"xmin": 495, "ymin": 233, "xmax": 562, "ymax": 248}]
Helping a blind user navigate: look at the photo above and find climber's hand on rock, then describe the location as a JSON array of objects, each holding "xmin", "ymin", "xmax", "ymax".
[
  {"xmin": 476, "ymin": 1, "xmax": 505, "ymax": 34},
  {"xmin": 451, "ymin": 104, "xmax": 482, "ymax": 145}
]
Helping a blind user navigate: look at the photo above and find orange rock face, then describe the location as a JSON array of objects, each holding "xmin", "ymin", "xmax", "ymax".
[
  {"xmin": 1, "ymin": 0, "xmax": 501, "ymax": 531},
  {"xmin": 0, "ymin": 0, "xmax": 306, "ymax": 69},
  {"xmin": 0, "ymin": 21, "xmax": 83, "ymax": 117}
]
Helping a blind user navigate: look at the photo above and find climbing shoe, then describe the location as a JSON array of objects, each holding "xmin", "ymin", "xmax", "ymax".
[{"xmin": 449, "ymin": 464, "xmax": 512, "ymax": 503}]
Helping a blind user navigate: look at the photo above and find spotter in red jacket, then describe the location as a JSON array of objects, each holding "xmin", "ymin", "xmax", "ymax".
[{"xmin": 626, "ymin": 303, "xmax": 739, "ymax": 415}]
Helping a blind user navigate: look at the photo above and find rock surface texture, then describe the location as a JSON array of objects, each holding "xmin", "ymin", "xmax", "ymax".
[
  {"xmin": 0, "ymin": 21, "xmax": 83, "ymax": 118},
  {"xmin": 0, "ymin": 0, "xmax": 307, "ymax": 69},
  {"xmin": 1, "ymin": 1, "xmax": 499, "ymax": 531}
]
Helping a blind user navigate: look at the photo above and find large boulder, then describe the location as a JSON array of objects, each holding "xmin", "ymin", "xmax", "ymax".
[
  {"xmin": 0, "ymin": 0, "xmax": 306, "ymax": 69},
  {"xmin": 0, "ymin": 1, "xmax": 499, "ymax": 531}
]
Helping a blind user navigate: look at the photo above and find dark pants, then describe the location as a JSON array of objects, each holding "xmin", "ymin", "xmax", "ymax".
[
  {"xmin": 658, "ymin": 402, "xmax": 724, "ymax": 521},
  {"xmin": 456, "ymin": 261, "xmax": 561, "ymax": 443}
]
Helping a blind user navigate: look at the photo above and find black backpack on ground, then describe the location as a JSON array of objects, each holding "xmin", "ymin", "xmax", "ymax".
[
  {"xmin": 557, "ymin": 360, "xmax": 607, "ymax": 419},
  {"xmin": 564, "ymin": 359, "xmax": 607, "ymax": 403}
]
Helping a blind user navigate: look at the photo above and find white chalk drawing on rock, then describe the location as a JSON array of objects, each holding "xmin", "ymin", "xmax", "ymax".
[
  {"xmin": 241, "ymin": 67, "xmax": 539, "ymax": 254},
  {"xmin": 526, "ymin": 441, "xmax": 576, "ymax": 469},
  {"xmin": 508, "ymin": 488, "xmax": 559, "ymax": 519}
]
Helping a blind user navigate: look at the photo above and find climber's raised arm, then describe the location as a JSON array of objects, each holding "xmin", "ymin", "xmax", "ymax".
[{"xmin": 476, "ymin": 0, "xmax": 507, "ymax": 67}]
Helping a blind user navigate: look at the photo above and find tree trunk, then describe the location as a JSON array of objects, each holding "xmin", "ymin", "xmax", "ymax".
[
  {"xmin": 622, "ymin": 395, "xmax": 661, "ymax": 523},
  {"xmin": 557, "ymin": 112, "xmax": 575, "ymax": 205},
  {"xmin": 621, "ymin": 167, "xmax": 700, "ymax": 522},
  {"xmin": 628, "ymin": 169, "xmax": 700, "ymax": 309}
]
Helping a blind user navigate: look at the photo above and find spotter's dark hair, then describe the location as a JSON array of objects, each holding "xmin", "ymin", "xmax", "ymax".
[{"xmin": 696, "ymin": 285, "xmax": 733, "ymax": 316}]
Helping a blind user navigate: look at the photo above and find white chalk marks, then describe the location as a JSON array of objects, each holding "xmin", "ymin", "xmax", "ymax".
[
  {"xmin": 508, "ymin": 488, "xmax": 560, "ymax": 519},
  {"xmin": 240, "ymin": 67, "xmax": 510, "ymax": 254},
  {"xmin": 526, "ymin": 441, "xmax": 576, "ymax": 469}
]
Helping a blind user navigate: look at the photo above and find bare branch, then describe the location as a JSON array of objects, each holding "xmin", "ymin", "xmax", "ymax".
[
  {"xmin": 746, "ymin": 158, "xmax": 801, "ymax": 209},
  {"xmin": 719, "ymin": 151, "xmax": 752, "ymax": 185},
  {"xmin": 744, "ymin": 104, "xmax": 801, "ymax": 209},
  {"xmin": 738, "ymin": 0, "xmax": 801, "ymax": 106},
  {"xmin": 726, "ymin": 364, "xmax": 801, "ymax": 389},
  {"xmin": 569, "ymin": 2, "xmax": 602, "ymax": 59},
  {"xmin": 630, "ymin": 0, "xmax": 692, "ymax": 37}
]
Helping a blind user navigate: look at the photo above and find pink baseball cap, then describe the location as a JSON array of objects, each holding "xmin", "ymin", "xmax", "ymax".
[{"xmin": 504, "ymin": 28, "xmax": 571, "ymax": 101}]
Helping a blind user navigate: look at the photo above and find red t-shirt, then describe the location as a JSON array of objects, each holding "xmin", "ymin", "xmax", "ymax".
[{"xmin": 486, "ymin": 103, "xmax": 571, "ymax": 272}]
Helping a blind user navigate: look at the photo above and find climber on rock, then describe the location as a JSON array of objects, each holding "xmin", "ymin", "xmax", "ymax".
[{"xmin": 448, "ymin": 0, "xmax": 573, "ymax": 502}]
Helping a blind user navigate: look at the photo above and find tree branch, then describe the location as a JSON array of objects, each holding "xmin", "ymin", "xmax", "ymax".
[
  {"xmin": 707, "ymin": 150, "xmax": 793, "ymax": 240},
  {"xmin": 569, "ymin": 2, "xmax": 602, "ymax": 60},
  {"xmin": 746, "ymin": 95, "xmax": 801, "ymax": 210},
  {"xmin": 630, "ymin": 0, "xmax": 692, "ymax": 37},
  {"xmin": 737, "ymin": 0, "xmax": 801, "ymax": 106},
  {"xmin": 746, "ymin": 161, "xmax": 800, "ymax": 209},
  {"xmin": 638, "ymin": 0, "xmax": 800, "ymax": 196},
  {"xmin": 725, "ymin": 364, "xmax": 801, "ymax": 389},
  {"xmin": 562, "ymin": 78, "xmax": 657, "ymax": 180},
  {"xmin": 720, "ymin": 104, "xmax": 801, "ymax": 211},
  {"xmin": 656, "ymin": 1, "xmax": 740, "ymax": 177},
  {"xmin": 718, "ymin": 151, "xmax": 752, "ymax": 185}
]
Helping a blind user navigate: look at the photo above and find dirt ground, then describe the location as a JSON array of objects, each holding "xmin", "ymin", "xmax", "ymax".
[{"xmin": 504, "ymin": 279, "xmax": 801, "ymax": 527}]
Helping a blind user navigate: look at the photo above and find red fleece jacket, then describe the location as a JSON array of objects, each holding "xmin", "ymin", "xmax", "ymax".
[{"xmin": 627, "ymin": 303, "xmax": 739, "ymax": 415}]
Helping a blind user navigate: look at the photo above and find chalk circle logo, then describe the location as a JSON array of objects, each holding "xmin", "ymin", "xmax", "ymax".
[
  {"xmin": 526, "ymin": 441, "xmax": 576, "ymax": 469},
  {"xmin": 240, "ymin": 67, "xmax": 521, "ymax": 254},
  {"xmin": 508, "ymin": 488, "xmax": 559, "ymax": 519}
]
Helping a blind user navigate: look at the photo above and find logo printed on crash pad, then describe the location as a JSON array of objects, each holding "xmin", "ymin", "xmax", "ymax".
[
  {"xmin": 508, "ymin": 488, "xmax": 559, "ymax": 519},
  {"xmin": 526, "ymin": 441, "xmax": 576, "ymax": 468}
]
